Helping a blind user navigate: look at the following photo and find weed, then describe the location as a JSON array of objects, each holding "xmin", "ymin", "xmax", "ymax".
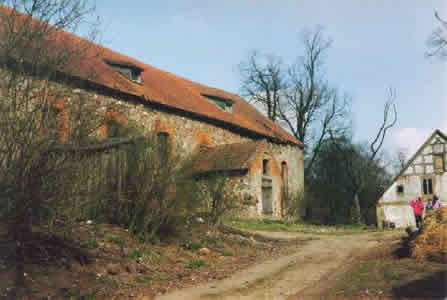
[
  {"xmin": 107, "ymin": 236, "xmax": 126, "ymax": 249},
  {"xmin": 202, "ymin": 235, "xmax": 217, "ymax": 245},
  {"xmin": 186, "ymin": 259, "xmax": 206, "ymax": 269},
  {"xmin": 83, "ymin": 290, "xmax": 98, "ymax": 300},
  {"xmin": 64, "ymin": 287, "xmax": 81, "ymax": 298},
  {"xmin": 184, "ymin": 242, "xmax": 202, "ymax": 250},
  {"xmin": 129, "ymin": 248, "xmax": 153, "ymax": 259},
  {"xmin": 86, "ymin": 239, "xmax": 99, "ymax": 249},
  {"xmin": 221, "ymin": 251, "xmax": 233, "ymax": 256}
]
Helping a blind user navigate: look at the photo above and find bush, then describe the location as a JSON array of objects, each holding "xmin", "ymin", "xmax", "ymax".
[
  {"xmin": 84, "ymin": 135, "xmax": 204, "ymax": 242},
  {"xmin": 198, "ymin": 176, "xmax": 238, "ymax": 225}
]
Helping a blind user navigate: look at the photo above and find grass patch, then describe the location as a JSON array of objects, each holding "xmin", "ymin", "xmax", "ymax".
[
  {"xmin": 225, "ymin": 218, "xmax": 375, "ymax": 235},
  {"xmin": 221, "ymin": 251, "xmax": 233, "ymax": 257},
  {"xmin": 185, "ymin": 259, "xmax": 206, "ymax": 269}
]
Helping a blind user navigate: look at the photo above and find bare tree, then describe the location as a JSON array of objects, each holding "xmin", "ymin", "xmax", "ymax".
[
  {"xmin": 238, "ymin": 28, "xmax": 350, "ymax": 174},
  {"xmin": 427, "ymin": 11, "xmax": 447, "ymax": 59},
  {"xmin": 0, "ymin": 1, "xmax": 101, "ymax": 297},
  {"xmin": 238, "ymin": 50, "xmax": 285, "ymax": 122},
  {"xmin": 279, "ymin": 28, "xmax": 350, "ymax": 173},
  {"xmin": 329, "ymin": 90, "xmax": 397, "ymax": 224}
]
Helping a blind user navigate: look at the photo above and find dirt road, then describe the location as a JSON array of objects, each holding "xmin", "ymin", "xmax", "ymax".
[{"xmin": 156, "ymin": 230, "xmax": 400, "ymax": 300}]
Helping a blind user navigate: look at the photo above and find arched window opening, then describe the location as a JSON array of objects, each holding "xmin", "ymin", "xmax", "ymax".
[
  {"xmin": 106, "ymin": 119, "xmax": 124, "ymax": 138},
  {"xmin": 157, "ymin": 132, "xmax": 169, "ymax": 165},
  {"xmin": 263, "ymin": 159, "xmax": 270, "ymax": 176},
  {"xmin": 281, "ymin": 161, "xmax": 288, "ymax": 197}
]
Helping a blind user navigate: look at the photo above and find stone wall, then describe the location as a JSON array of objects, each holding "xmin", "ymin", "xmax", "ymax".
[{"xmin": 0, "ymin": 68, "xmax": 304, "ymax": 219}]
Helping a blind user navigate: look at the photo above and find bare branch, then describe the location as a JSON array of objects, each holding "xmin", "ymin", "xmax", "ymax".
[
  {"xmin": 427, "ymin": 11, "xmax": 447, "ymax": 59},
  {"xmin": 369, "ymin": 88, "xmax": 397, "ymax": 161}
]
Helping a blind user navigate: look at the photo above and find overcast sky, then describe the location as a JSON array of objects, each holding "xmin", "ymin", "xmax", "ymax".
[{"xmin": 94, "ymin": 0, "xmax": 446, "ymax": 158}]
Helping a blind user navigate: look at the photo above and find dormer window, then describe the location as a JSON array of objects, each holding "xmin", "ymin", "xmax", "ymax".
[
  {"xmin": 202, "ymin": 94, "xmax": 233, "ymax": 113},
  {"xmin": 104, "ymin": 58, "xmax": 144, "ymax": 83}
]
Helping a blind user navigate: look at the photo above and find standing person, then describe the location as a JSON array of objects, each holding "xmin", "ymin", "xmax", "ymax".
[
  {"xmin": 431, "ymin": 195, "xmax": 442, "ymax": 210},
  {"xmin": 426, "ymin": 197, "xmax": 433, "ymax": 213},
  {"xmin": 410, "ymin": 197, "xmax": 425, "ymax": 230}
]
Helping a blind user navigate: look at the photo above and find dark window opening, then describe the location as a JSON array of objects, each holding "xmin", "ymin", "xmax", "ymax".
[
  {"xmin": 107, "ymin": 119, "xmax": 122, "ymax": 138},
  {"xmin": 396, "ymin": 185, "xmax": 404, "ymax": 194},
  {"xmin": 263, "ymin": 159, "xmax": 270, "ymax": 176},
  {"xmin": 422, "ymin": 178, "xmax": 433, "ymax": 195},
  {"xmin": 281, "ymin": 161, "xmax": 288, "ymax": 198},
  {"xmin": 202, "ymin": 94, "xmax": 233, "ymax": 113},
  {"xmin": 104, "ymin": 58, "xmax": 144, "ymax": 83},
  {"xmin": 157, "ymin": 132, "xmax": 169, "ymax": 165}
]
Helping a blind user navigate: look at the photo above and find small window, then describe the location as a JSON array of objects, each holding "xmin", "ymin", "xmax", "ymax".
[
  {"xmin": 263, "ymin": 159, "xmax": 270, "ymax": 175},
  {"xmin": 202, "ymin": 94, "xmax": 233, "ymax": 113},
  {"xmin": 104, "ymin": 58, "xmax": 143, "ymax": 83},
  {"xmin": 157, "ymin": 132, "xmax": 169, "ymax": 165},
  {"xmin": 281, "ymin": 161, "xmax": 288, "ymax": 196},
  {"xmin": 106, "ymin": 119, "xmax": 123, "ymax": 138},
  {"xmin": 396, "ymin": 185, "xmax": 404, "ymax": 194},
  {"xmin": 422, "ymin": 178, "xmax": 433, "ymax": 195}
]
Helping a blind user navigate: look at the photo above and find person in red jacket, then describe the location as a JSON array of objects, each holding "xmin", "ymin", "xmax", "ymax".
[{"xmin": 410, "ymin": 197, "xmax": 425, "ymax": 230}]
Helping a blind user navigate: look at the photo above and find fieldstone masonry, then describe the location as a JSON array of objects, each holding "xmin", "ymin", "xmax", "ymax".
[{"xmin": 0, "ymin": 69, "xmax": 304, "ymax": 219}]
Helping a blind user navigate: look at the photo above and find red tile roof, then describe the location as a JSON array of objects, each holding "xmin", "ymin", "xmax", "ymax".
[
  {"xmin": 0, "ymin": 5, "xmax": 302, "ymax": 146},
  {"xmin": 192, "ymin": 141, "xmax": 263, "ymax": 174}
]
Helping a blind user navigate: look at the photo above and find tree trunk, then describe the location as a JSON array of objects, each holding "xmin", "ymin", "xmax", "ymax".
[{"xmin": 350, "ymin": 193, "xmax": 363, "ymax": 225}]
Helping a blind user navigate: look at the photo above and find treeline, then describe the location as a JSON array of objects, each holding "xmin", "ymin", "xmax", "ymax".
[{"xmin": 239, "ymin": 27, "xmax": 397, "ymax": 225}]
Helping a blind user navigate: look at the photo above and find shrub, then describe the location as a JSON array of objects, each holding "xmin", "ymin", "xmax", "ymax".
[
  {"xmin": 198, "ymin": 176, "xmax": 239, "ymax": 225},
  {"xmin": 84, "ymin": 135, "xmax": 204, "ymax": 242}
]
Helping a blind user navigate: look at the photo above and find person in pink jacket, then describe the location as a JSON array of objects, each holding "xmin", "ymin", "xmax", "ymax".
[{"xmin": 410, "ymin": 197, "xmax": 425, "ymax": 230}]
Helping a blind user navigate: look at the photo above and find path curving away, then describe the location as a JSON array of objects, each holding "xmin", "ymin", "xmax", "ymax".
[{"xmin": 155, "ymin": 231, "xmax": 399, "ymax": 300}]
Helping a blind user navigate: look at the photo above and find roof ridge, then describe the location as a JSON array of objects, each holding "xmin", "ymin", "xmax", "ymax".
[
  {"xmin": 0, "ymin": 4, "xmax": 302, "ymax": 146},
  {"xmin": 378, "ymin": 128, "xmax": 447, "ymax": 203}
]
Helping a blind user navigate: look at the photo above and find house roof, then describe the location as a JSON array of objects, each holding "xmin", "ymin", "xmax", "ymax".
[
  {"xmin": 0, "ymin": 5, "xmax": 302, "ymax": 146},
  {"xmin": 377, "ymin": 129, "xmax": 447, "ymax": 203},
  {"xmin": 192, "ymin": 141, "xmax": 264, "ymax": 174}
]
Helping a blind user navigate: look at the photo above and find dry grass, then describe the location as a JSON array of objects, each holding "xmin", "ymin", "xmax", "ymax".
[{"xmin": 411, "ymin": 206, "xmax": 447, "ymax": 263}]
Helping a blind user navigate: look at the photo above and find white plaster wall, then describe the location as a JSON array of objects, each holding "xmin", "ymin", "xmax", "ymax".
[
  {"xmin": 383, "ymin": 205, "xmax": 415, "ymax": 228},
  {"xmin": 380, "ymin": 173, "xmax": 447, "ymax": 228}
]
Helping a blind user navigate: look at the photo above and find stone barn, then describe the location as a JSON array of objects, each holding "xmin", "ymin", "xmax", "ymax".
[
  {"xmin": 377, "ymin": 129, "xmax": 446, "ymax": 228},
  {"xmin": 0, "ymin": 5, "xmax": 304, "ymax": 219}
]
